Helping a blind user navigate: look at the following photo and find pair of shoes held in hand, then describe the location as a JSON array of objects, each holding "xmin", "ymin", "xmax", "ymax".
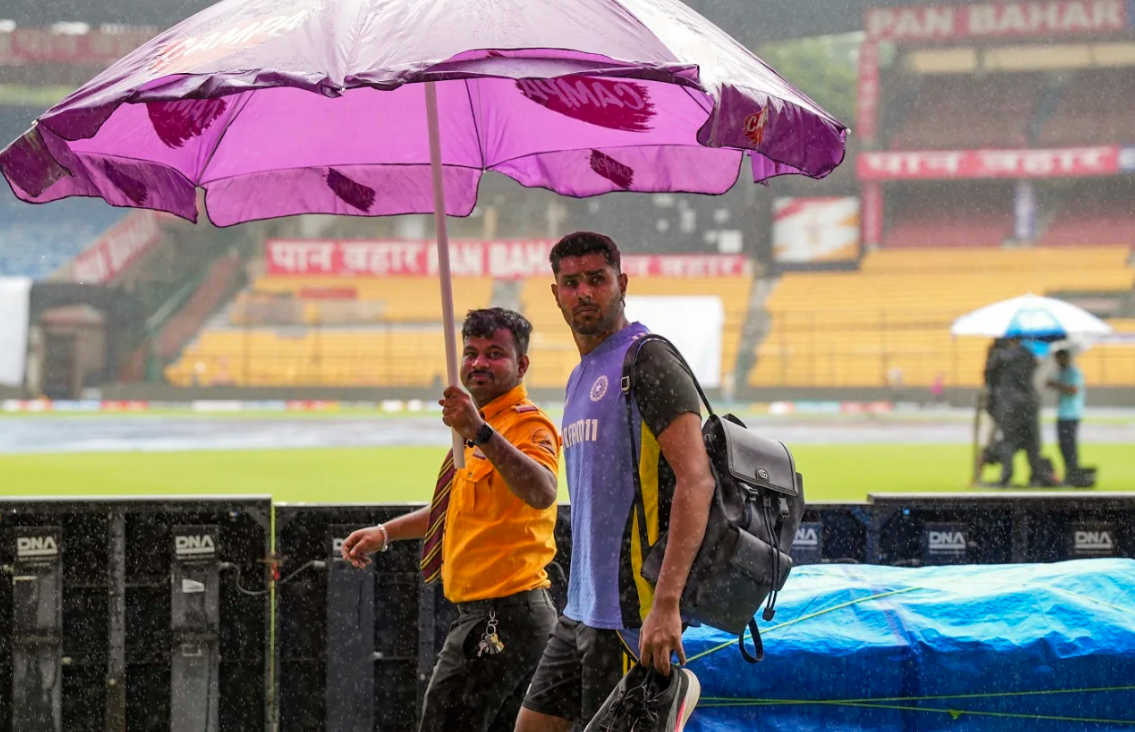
[{"xmin": 585, "ymin": 663, "xmax": 701, "ymax": 732}]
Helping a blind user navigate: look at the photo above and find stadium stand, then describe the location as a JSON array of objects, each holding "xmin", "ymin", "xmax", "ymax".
[
  {"xmin": 154, "ymin": 253, "xmax": 244, "ymax": 362},
  {"xmin": 1084, "ymin": 318, "xmax": 1135, "ymax": 387},
  {"xmin": 166, "ymin": 328, "xmax": 456, "ymax": 387},
  {"xmin": 518, "ymin": 278, "xmax": 579, "ymax": 391},
  {"xmin": 517, "ymin": 274, "xmax": 753, "ymax": 389},
  {"xmin": 1039, "ymin": 186, "xmax": 1135, "ymax": 248},
  {"xmin": 750, "ymin": 247, "xmax": 1135, "ymax": 388},
  {"xmin": 883, "ymin": 185, "xmax": 1015, "ymax": 249},
  {"xmin": 235, "ymin": 275, "xmax": 495, "ymax": 324},
  {"xmin": 890, "ymin": 74, "xmax": 1042, "ymax": 151},
  {"xmin": 165, "ymin": 274, "xmax": 494, "ymax": 386},
  {"xmin": 0, "ymin": 189, "xmax": 128, "ymax": 279},
  {"xmin": 1036, "ymin": 70, "xmax": 1135, "ymax": 148}
]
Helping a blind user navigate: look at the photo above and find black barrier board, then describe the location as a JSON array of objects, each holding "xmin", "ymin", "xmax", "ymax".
[
  {"xmin": 10, "ymin": 525, "xmax": 64, "ymax": 732},
  {"xmin": 276, "ymin": 503, "xmax": 573, "ymax": 732},
  {"xmin": 868, "ymin": 494, "xmax": 1016, "ymax": 566},
  {"xmin": 791, "ymin": 504, "xmax": 870, "ymax": 565},
  {"xmin": 1, "ymin": 501, "xmax": 111, "ymax": 732},
  {"xmin": 0, "ymin": 496, "xmax": 271, "ymax": 732},
  {"xmin": 867, "ymin": 492, "xmax": 1135, "ymax": 567},
  {"xmin": 1014, "ymin": 492, "xmax": 1135, "ymax": 563},
  {"xmin": 275, "ymin": 504, "xmax": 427, "ymax": 732}
]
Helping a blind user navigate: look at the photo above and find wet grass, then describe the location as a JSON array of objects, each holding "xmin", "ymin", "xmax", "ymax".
[{"xmin": 1, "ymin": 443, "xmax": 1131, "ymax": 503}]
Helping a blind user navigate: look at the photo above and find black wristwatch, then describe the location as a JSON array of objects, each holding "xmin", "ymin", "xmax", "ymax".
[{"xmin": 470, "ymin": 422, "xmax": 494, "ymax": 447}]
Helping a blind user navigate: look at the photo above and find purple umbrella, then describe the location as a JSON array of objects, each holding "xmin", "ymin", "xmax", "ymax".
[{"xmin": 0, "ymin": 0, "xmax": 847, "ymax": 463}]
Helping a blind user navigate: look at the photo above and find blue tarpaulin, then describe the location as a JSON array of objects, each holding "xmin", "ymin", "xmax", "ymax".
[{"xmin": 684, "ymin": 559, "xmax": 1135, "ymax": 731}]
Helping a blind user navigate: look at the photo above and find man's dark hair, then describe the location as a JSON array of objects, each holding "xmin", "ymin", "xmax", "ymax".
[
  {"xmin": 549, "ymin": 231, "xmax": 621, "ymax": 275},
  {"xmin": 1055, "ymin": 348, "xmax": 1071, "ymax": 358},
  {"xmin": 462, "ymin": 308, "xmax": 533, "ymax": 355}
]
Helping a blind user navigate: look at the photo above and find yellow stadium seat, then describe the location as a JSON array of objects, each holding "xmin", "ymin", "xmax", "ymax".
[
  {"xmin": 749, "ymin": 247, "xmax": 1135, "ymax": 388},
  {"xmin": 517, "ymin": 276, "xmax": 753, "ymax": 389}
]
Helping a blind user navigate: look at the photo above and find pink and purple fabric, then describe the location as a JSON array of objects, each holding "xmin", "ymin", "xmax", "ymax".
[{"xmin": 0, "ymin": 0, "xmax": 848, "ymax": 226}]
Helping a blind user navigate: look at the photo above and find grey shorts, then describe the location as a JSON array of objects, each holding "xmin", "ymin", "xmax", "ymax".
[{"xmin": 521, "ymin": 616, "xmax": 638, "ymax": 726}]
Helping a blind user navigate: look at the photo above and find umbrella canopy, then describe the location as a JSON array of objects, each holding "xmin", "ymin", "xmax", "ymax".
[
  {"xmin": 0, "ymin": 0, "xmax": 847, "ymax": 225},
  {"xmin": 0, "ymin": 0, "xmax": 848, "ymax": 462},
  {"xmin": 951, "ymin": 294, "xmax": 1113, "ymax": 340}
]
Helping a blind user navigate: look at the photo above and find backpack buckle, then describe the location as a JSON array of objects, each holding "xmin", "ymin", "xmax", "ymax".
[{"xmin": 620, "ymin": 376, "xmax": 631, "ymax": 393}]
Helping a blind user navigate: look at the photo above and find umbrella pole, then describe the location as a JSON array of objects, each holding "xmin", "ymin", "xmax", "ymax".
[{"xmin": 425, "ymin": 81, "xmax": 466, "ymax": 468}]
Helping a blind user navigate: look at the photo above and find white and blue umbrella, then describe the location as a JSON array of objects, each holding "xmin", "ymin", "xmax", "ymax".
[{"xmin": 951, "ymin": 294, "xmax": 1113, "ymax": 340}]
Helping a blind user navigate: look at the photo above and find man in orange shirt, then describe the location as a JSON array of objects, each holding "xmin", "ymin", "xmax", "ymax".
[{"xmin": 341, "ymin": 308, "xmax": 561, "ymax": 732}]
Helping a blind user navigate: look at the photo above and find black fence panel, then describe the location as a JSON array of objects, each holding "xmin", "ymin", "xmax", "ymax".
[
  {"xmin": 791, "ymin": 503, "xmax": 871, "ymax": 565},
  {"xmin": 1015, "ymin": 493, "xmax": 1135, "ymax": 562},
  {"xmin": 275, "ymin": 504, "xmax": 427, "ymax": 732},
  {"xmin": 8, "ymin": 493, "xmax": 1133, "ymax": 732},
  {"xmin": 869, "ymin": 494, "xmax": 1018, "ymax": 567},
  {"xmin": 867, "ymin": 492, "xmax": 1135, "ymax": 567},
  {"xmin": 0, "ymin": 497, "xmax": 271, "ymax": 732},
  {"xmin": 275, "ymin": 503, "xmax": 573, "ymax": 732}
]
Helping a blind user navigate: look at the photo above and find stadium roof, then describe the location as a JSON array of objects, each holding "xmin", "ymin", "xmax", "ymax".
[{"xmin": 0, "ymin": 0, "xmax": 956, "ymax": 47}]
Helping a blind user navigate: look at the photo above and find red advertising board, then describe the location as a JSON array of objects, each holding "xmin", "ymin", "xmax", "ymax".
[
  {"xmin": 857, "ymin": 147, "xmax": 1121, "ymax": 180},
  {"xmin": 866, "ymin": 0, "xmax": 1127, "ymax": 41},
  {"xmin": 70, "ymin": 211, "xmax": 164, "ymax": 284},
  {"xmin": 265, "ymin": 240, "xmax": 748, "ymax": 279},
  {"xmin": 0, "ymin": 27, "xmax": 156, "ymax": 66}
]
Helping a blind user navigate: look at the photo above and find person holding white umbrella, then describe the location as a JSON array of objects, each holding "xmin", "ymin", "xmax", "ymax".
[
  {"xmin": 983, "ymin": 336, "xmax": 1049, "ymax": 488},
  {"xmin": 955, "ymin": 294, "xmax": 1110, "ymax": 487}
]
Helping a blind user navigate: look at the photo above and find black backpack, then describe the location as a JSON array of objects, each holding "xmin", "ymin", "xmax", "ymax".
[{"xmin": 621, "ymin": 335, "xmax": 805, "ymax": 663}]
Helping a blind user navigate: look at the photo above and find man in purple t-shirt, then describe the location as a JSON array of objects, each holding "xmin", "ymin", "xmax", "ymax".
[{"xmin": 516, "ymin": 232, "xmax": 715, "ymax": 731}]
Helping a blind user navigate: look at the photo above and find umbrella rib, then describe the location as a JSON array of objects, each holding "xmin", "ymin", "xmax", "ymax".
[
  {"xmin": 464, "ymin": 79, "xmax": 487, "ymax": 171},
  {"xmin": 196, "ymin": 92, "xmax": 255, "ymax": 185},
  {"xmin": 681, "ymin": 83, "xmax": 714, "ymax": 116}
]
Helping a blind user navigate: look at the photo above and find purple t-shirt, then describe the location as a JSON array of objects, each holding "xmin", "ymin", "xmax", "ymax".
[{"xmin": 562, "ymin": 323, "xmax": 701, "ymax": 630}]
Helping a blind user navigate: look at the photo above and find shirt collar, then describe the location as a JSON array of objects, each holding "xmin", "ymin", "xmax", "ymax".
[
  {"xmin": 584, "ymin": 322, "xmax": 649, "ymax": 360},
  {"xmin": 480, "ymin": 383, "xmax": 529, "ymax": 422}
]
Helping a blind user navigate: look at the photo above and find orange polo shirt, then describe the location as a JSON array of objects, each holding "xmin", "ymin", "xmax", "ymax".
[{"xmin": 441, "ymin": 384, "xmax": 561, "ymax": 604}]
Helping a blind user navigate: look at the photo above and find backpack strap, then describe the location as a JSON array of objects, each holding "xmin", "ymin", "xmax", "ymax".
[
  {"xmin": 620, "ymin": 334, "xmax": 715, "ymax": 418},
  {"xmin": 739, "ymin": 618, "xmax": 765, "ymax": 663},
  {"xmin": 620, "ymin": 334, "xmax": 715, "ymax": 571}
]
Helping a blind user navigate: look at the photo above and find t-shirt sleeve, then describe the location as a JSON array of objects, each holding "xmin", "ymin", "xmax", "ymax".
[
  {"xmin": 510, "ymin": 412, "xmax": 561, "ymax": 476},
  {"xmin": 631, "ymin": 340, "xmax": 703, "ymax": 438}
]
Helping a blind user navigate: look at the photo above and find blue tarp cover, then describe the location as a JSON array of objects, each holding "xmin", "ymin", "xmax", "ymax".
[{"xmin": 684, "ymin": 559, "xmax": 1135, "ymax": 731}]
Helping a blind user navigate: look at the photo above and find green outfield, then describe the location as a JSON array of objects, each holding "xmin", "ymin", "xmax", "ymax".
[{"xmin": 1, "ymin": 442, "xmax": 1131, "ymax": 503}]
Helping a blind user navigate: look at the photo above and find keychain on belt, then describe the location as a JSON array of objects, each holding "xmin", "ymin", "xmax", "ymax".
[{"xmin": 477, "ymin": 611, "xmax": 505, "ymax": 657}]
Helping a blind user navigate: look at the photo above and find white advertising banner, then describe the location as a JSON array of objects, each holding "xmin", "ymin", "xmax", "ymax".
[
  {"xmin": 0, "ymin": 277, "xmax": 32, "ymax": 388},
  {"xmin": 773, "ymin": 197, "xmax": 862, "ymax": 263},
  {"xmin": 624, "ymin": 295, "xmax": 725, "ymax": 388}
]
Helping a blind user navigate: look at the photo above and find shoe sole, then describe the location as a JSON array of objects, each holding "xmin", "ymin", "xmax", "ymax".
[{"xmin": 674, "ymin": 670, "xmax": 701, "ymax": 731}]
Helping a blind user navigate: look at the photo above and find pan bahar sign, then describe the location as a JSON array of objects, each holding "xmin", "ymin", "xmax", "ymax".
[{"xmin": 866, "ymin": 0, "xmax": 1127, "ymax": 41}]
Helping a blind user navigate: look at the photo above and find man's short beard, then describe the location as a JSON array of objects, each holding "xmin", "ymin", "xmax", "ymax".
[
  {"xmin": 571, "ymin": 303, "xmax": 619, "ymax": 336},
  {"xmin": 572, "ymin": 319, "xmax": 605, "ymax": 336}
]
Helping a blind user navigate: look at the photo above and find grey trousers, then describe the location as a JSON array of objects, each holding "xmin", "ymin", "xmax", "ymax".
[{"xmin": 418, "ymin": 588, "xmax": 557, "ymax": 732}]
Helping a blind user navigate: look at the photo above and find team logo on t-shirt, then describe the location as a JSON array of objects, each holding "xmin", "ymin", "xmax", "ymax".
[{"xmin": 590, "ymin": 375, "xmax": 609, "ymax": 402}]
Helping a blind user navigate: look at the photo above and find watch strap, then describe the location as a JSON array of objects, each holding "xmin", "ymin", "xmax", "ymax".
[{"xmin": 473, "ymin": 422, "xmax": 494, "ymax": 446}]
